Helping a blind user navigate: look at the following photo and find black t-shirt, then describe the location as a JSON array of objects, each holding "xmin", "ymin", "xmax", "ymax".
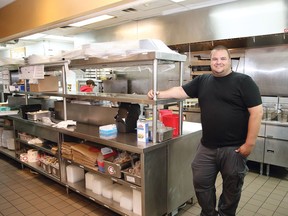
[{"xmin": 182, "ymin": 72, "xmax": 262, "ymax": 148}]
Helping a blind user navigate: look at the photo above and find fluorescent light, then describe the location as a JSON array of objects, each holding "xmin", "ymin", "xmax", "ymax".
[
  {"xmin": 20, "ymin": 33, "xmax": 46, "ymax": 40},
  {"xmin": 69, "ymin": 15, "xmax": 115, "ymax": 27},
  {"xmin": 170, "ymin": 0, "xmax": 186, "ymax": 2},
  {"xmin": 43, "ymin": 35, "xmax": 74, "ymax": 41}
]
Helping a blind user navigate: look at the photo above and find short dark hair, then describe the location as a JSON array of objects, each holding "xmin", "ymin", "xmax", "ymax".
[
  {"xmin": 210, "ymin": 45, "xmax": 231, "ymax": 59},
  {"xmin": 86, "ymin": 79, "xmax": 95, "ymax": 86}
]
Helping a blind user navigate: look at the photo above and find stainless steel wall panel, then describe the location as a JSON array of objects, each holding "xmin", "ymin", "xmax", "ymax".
[{"xmin": 244, "ymin": 46, "xmax": 288, "ymax": 96}]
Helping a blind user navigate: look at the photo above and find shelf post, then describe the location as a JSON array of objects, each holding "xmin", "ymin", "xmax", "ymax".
[
  {"xmin": 62, "ymin": 63, "xmax": 69, "ymax": 121},
  {"xmin": 152, "ymin": 59, "xmax": 158, "ymax": 143},
  {"xmin": 178, "ymin": 61, "xmax": 184, "ymax": 135}
]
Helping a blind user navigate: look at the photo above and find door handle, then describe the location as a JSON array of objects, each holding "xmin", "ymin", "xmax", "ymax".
[{"xmin": 266, "ymin": 149, "xmax": 274, "ymax": 153}]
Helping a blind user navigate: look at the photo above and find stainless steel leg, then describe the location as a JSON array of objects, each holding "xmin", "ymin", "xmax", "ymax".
[
  {"xmin": 266, "ymin": 164, "xmax": 270, "ymax": 176},
  {"xmin": 260, "ymin": 163, "xmax": 263, "ymax": 175},
  {"xmin": 66, "ymin": 186, "xmax": 70, "ymax": 194}
]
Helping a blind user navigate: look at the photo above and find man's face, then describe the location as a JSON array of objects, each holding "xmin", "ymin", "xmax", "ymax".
[{"xmin": 210, "ymin": 49, "xmax": 232, "ymax": 77}]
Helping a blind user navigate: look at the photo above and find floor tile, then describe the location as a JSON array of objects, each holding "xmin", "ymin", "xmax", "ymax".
[{"xmin": 1, "ymin": 154, "xmax": 288, "ymax": 216}]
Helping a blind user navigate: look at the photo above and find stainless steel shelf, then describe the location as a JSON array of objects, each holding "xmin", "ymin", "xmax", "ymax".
[
  {"xmin": 18, "ymin": 91, "xmax": 183, "ymax": 105},
  {"xmin": 65, "ymin": 159, "xmax": 141, "ymax": 191},
  {"xmin": 17, "ymin": 138, "xmax": 57, "ymax": 156},
  {"xmin": 64, "ymin": 179, "xmax": 139, "ymax": 216},
  {"xmin": 69, "ymin": 51, "xmax": 187, "ymax": 69},
  {"xmin": 0, "ymin": 147, "xmax": 18, "ymax": 159}
]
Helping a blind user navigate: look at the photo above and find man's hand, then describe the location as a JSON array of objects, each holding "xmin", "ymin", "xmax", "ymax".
[
  {"xmin": 147, "ymin": 90, "xmax": 159, "ymax": 99},
  {"xmin": 235, "ymin": 143, "xmax": 255, "ymax": 158}
]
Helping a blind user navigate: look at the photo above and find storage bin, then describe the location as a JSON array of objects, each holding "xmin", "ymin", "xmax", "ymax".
[
  {"xmin": 7, "ymin": 138, "xmax": 15, "ymax": 150},
  {"xmin": 123, "ymin": 168, "xmax": 141, "ymax": 186},
  {"xmin": 133, "ymin": 189, "xmax": 142, "ymax": 215},
  {"xmin": 102, "ymin": 184, "xmax": 115, "ymax": 199},
  {"xmin": 1, "ymin": 129, "xmax": 13, "ymax": 148},
  {"xmin": 120, "ymin": 191, "xmax": 133, "ymax": 211},
  {"xmin": 159, "ymin": 109, "xmax": 173, "ymax": 122},
  {"xmin": 162, "ymin": 114, "xmax": 179, "ymax": 137},
  {"xmin": 66, "ymin": 165, "xmax": 85, "ymax": 183},
  {"xmin": 85, "ymin": 172, "xmax": 97, "ymax": 190},
  {"xmin": 92, "ymin": 176, "xmax": 113, "ymax": 195},
  {"xmin": 113, "ymin": 185, "xmax": 129, "ymax": 203},
  {"xmin": 104, "ymin": 158, "xmax": 132, "ymax": 178}
]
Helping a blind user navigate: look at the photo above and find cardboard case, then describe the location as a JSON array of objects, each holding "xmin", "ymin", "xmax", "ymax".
[{"xmin": 29, "ymin": 76, "xmax": 59, "ymax": 92}]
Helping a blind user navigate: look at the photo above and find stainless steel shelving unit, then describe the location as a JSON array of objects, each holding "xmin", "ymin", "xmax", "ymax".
[{"xmin": 0, "ymin": 51, "xmax": 203, "ymax": 216}]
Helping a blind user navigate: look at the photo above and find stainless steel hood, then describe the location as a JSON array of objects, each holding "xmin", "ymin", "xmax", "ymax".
[{"xmin": 71, "ymin": 0, "xmax": 288, "ymax": 49}]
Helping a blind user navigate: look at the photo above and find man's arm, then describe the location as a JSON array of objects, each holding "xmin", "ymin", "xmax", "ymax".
[
  {"xmin": 235, "ymin": 104, "xmax": 263, "ymax": 157},
  {"xmin": 147, "ymin": 86, "xmax": 188, "ymax": 99}
]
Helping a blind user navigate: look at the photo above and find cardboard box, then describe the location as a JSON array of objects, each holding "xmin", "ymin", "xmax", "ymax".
[
  {"xmin": 137, "ymin": 120, "xmax": 149, "ymax": 143},
  {"xmin": 29, "ymin": 76, "xmax": 59, "ymax": 92}
]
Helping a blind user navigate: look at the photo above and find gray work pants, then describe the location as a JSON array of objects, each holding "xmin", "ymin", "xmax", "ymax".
[{"xmin": 192, "ymin": 144, "xmax": 248, "ymax": 216}]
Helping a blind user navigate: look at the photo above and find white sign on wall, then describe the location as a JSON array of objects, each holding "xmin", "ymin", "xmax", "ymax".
[{"xmin": 19, "ymin": 65, "xmax": 45, "ymax": 79}]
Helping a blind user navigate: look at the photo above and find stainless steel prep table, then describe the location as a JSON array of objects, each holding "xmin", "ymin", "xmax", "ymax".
[{"xmin": 3, "ymin": 115, "xmax": 202, "ymax": 216}]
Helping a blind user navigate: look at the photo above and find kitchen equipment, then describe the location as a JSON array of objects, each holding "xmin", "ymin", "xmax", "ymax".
[
  {"xmin": 27, "ymin": 110, "xmax": 51, "ymax": 121},
  {"xmin": 19, "ymin": 104, "xmax": 42, "ymax": 119}
]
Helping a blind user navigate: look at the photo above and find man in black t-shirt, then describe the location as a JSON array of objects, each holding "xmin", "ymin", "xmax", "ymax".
[{"xmin": 147, "ymin": 45, "xmax": 263, "ymax": 216}]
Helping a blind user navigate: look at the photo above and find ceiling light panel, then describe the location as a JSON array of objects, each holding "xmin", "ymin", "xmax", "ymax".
[
  {"xmin": 20, "ymin": 33, "xmax": 46, "ymax": 40},
  {"xmin": 69, "ymin": 15, "xmax": 115, "ymax": 27},
  {"xmin": 170, "ymin": 0, "xmax": 186, "ymax": 2}
]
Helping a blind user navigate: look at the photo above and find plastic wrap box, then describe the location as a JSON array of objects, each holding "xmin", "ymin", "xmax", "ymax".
[
  {"xmin": 122, "ymin": 169, "xmax": 141, "ymax": 186},
  {"xmin": 104, "ymin": 158, "xmax": 132, "ymax": 178},
  {"xmin": 99, "ymin": 124, "xmax": 117, "ymax": 139},
  {"xmin": 29, "ymin": 76, "xmax": 59, "ymax": 92}
]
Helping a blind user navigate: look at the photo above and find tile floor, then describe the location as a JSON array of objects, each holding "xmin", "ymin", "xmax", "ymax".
[{"xmin": 0, "ymin": 154, "xmax": 288, "ymax": 216}]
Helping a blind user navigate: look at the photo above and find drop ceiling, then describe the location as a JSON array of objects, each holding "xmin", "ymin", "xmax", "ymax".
[
  {"xmin": 0, "ymin": 0, "xmax": 15, "ymax": 9},
  {"xmin": 19, "ymin": 0, "xmax": 238, "ymax": 41}
]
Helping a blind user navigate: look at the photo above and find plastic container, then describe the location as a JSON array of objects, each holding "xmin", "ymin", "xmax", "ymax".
[
  {"xmin": 113, "ymin": 185, "xmax": 127, "ymax": 203},
  {"xmin": 1, "ymin": 129, "xmax": 14, "ymax": 148},
  {"xmin": 162, "ymin": 114, "xmax": 179, "ymax": 137},
  {"xmin": 7, "ymin": 138, "xmax": 15, "ymax": 150},
  {"xmin": 99, "ymin": 124, "xmax": 117, "ymax": 138},
  {"xmin": 66, "ymin": 165, "xmax": 85, "ymax": 183},
  {"xmin": 102, "ymin": 184, "xmax": 116, "ymax": 199},
  {"xmin": 85, "ymin": 172, "xmax": 97, "ymax": 190},
  {"xmin": 133, "ymin": 189, "xmax": 142, "ymax": 215},
  {"xmin": 92, "ymin": 176, "xmax": 113, "ymax": 195},
  {"xmin": 159, "ymin": 109, "xmax": 173, "ymax": 122},
  {"xmin": 120, "ymin": 191, "xmax": 133, "ymax": 211}
]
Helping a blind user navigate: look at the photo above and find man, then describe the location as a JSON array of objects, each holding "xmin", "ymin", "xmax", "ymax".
[
  {"xmin": 80, "ymin": 79, "xmax": 96, "ymax": 92},
  {"xmin": 147, "ymin": 45, "xmax": 263, "ymax": 216}
]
